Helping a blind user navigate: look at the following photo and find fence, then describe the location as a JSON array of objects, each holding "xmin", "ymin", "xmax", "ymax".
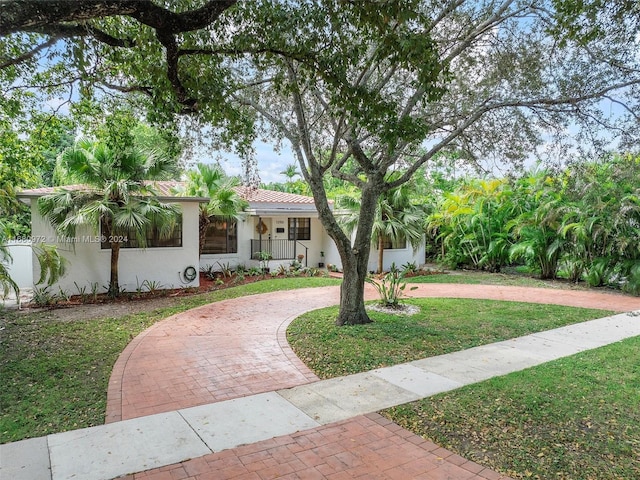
[{"xmin": 249, "ymin": 239, "xmax": 308, "ymax": 264}]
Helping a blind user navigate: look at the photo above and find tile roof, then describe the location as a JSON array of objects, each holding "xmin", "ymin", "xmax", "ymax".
[
  {"xmin": 18, "ymin": 181, "xmax": 185, "ymax": 197},
  {"xmin": 18, "ymin": 182, "xmax": 321, "ymax": 206},
  {"xmin": 234, "ymin": 187, "xmax": 316, "ymax": 205},
  {"xmin": 18, "ymin": 184, "xmax": 88, "ymax": 196}
]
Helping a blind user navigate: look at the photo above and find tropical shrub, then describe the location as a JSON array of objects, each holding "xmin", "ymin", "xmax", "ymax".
[
  {"xmin": 508, "ymin": 171, "xmax": 567, "ymax": 279},
  {"xmin": 366, "ymin": 263, "xmax": 415, "ymax": 308},
  {"xmin": 561, "ymin": 154, "xmax": 640, "ymax": 291},
  {"xmin": 428, "ymin": 178, "xmax": 514, "ymax": 272}
]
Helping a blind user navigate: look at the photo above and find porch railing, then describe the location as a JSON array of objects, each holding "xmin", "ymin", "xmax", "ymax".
[{"xmin": 250, "ymin": 239, "xmax": 307, "ymax": 264}]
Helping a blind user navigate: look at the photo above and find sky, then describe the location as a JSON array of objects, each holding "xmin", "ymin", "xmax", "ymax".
[{"xmin": 202, "ymin": 140, "xmax": 296, "ymax": 185}]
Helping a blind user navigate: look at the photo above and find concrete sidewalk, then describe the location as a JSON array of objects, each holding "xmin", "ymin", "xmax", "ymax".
[{"xmin": 2, "ymin": 310, "xmax": 639, "ymax": 480}]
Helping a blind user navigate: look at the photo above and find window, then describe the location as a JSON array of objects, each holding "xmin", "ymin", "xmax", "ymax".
[
  {"xmin": 288, "ymin": 218, "xmax": 310, "ymax": 240},
  {"xmin": 379, "ymin": 234, "xmax": 406, "ymax": 250},
  {"xmin": 202, "ymin": 217, "xmax": 238, "ymax": 254},
  {"xmin": 100, "ymin": 215, "xmax": 182, "ymax": 249}
]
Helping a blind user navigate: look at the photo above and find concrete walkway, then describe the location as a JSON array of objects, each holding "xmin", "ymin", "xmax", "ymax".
[{"xmin": 2, "ymin": 284, "xmax": 640, "ymax": 480}]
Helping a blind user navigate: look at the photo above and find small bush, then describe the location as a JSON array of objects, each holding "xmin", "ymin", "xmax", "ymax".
[
  {"xmin": 216, "ymin": 261, "xmax": 233, "ymax": 278},
  {"xmin": 366, "ymin": 263, "xmax": 417, "ymax": 308},
  {"xmin": 200, "ymin": 264, "xmax": 217, "ymax": 280},
  {"xmin": 31, "ymin": 286, "xmax": 58, "ymax": 306}
]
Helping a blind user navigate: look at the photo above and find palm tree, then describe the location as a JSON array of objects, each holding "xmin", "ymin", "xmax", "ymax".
[
  {"xmin": 337, "ymin": 178, "xmax": 426, "ymax": 274},
  {"xmin": 508, "ymin": 171, "xmax": 567, "ymax": 280},
  {"xmin": 175, "ymin": 163, "xmax": 248, "ymax": 255},
  {"xmin": 1, "ymin": 184, "xmax": 66, "ymax": 304},
  {"xmin": 561, "ymin": 155, "xmax": 640, "ymax": 289},
  {"xmin": 0, "ymin": 187, "xmax": 19, "ymax": 299},
  {"xmin": 280, "ymin": 163, "xmax": 301, "ymax": 182},
  {"xmin": 428, "ymin": 178, "xmax": 514, "ymax": 272},
  {"xmin": 38, "ymin": 139, "xmax": 179, "ymax": 296}
]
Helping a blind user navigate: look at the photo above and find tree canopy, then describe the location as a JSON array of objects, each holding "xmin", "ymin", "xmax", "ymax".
[
  {"xmin": 2, "ymin": 0, "xmax": 638, "ymax": 323},
  {"xmin": 224, "ymin": 0, "xmax": 638, "ymax": 323}
]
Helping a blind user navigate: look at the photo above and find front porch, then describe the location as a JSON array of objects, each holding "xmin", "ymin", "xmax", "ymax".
[{"xmin": 250, "ymin": 238, "xmax": 309, "ymax": 266}]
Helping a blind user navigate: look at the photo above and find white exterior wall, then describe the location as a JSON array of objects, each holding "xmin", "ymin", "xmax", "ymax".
[
  {"xmin": 252, "ymin": 215, "xmax": 327, "ymax": 268},
  {"xmin": 322, "ymin": 231, "xmax": 426, "ymax": 273},
  {"xmin": 200, "ymin": 215, "xmax": 330, "ymax": 271},
  {"xmin": 367, "ymin": 242, "xmax": 426, "ymax": 273},
  {"xmin": 199, "ymin": 216, "xmax": 253, "ymax": 271},
  {"xmin": 5, "ymin": 240, "xmax": 34, "ymax": 289},
  {"xmin": 322, "ymin": 236, "xmax": 341, "ymax": 270},
  {"xmin": 30, "ymin": 201, "xmax": 201, "ymax": 294}
]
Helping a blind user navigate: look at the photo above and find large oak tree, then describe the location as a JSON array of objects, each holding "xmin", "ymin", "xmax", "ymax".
[
  {"xmin": 225, "ymin": 0, "xmax": 639, "ymax": 324},
  {"xmin": 2, "ymin": 1, "xmax": 638, "ymax": 324}
]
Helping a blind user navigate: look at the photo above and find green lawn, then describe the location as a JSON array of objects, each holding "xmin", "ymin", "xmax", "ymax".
[
  {"xmin": 285, "ymin": 282, "xmax": 638, "ymax": 479},
  {"xmin": 383, "ymin": 337, "xmax": 640, "ymax": 480},
  {"xmin": 2, "ymin": 270, "xmax": 634, "ymax": 480},
  {"xmin": 0, "ymin": 277, "xmax": 339, "ymax": 443},
  {"xmin": 287, "ymin": 298, "xmax": 612, "ymax": 379}
]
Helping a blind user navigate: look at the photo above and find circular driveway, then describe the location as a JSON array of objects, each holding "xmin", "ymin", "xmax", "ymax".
[{"xmin": 106, "ymin": 283, "xmax": 640, "ymax": 422}]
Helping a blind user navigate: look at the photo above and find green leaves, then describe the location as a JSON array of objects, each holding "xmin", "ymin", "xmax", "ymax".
[
  {"xmin": 38, "ymin": 137, "xmax": 182, "ymax": 295},
  {"xmin": 428, "ymin": 178, "xmax": 514, "ymax": 272},
  {"xmin": 427, "ymin": 155, "xmax": 639, "ymax": 293},
  {"xmin": 33, "ymin": 243, "xmax": 67, "ymax": 286},
  {"xmin": 174, "ymin": 162, "xmax": 247, "ymax": 255},
  {"xmin": 366, "ymin": 263, "xmax": 409, "ymax": 308},
  {"xmin": 0, "ymin": 242, "xmax": 20, "ymax": 301}
]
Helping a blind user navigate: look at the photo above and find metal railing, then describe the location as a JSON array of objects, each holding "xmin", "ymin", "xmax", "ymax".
[{"xmin": 250, "ymin": 239, "xmax": 308, "ymax": 264}]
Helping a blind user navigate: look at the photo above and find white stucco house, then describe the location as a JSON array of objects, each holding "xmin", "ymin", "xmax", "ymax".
[
  {"xmin": 18, "ymin": 182, "xmax": 204, "ymax": 294},
  {"xmin": 202, "ymin": 187, "xmax": 331, "ymax": 273},
  {"xmin": 18, "ymin": 182, "xmax": 425, "ymax": 294}
]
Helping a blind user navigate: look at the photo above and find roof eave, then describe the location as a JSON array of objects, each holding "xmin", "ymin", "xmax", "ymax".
[
  {"xmin": 16, "ymin": 191, "xmax": 208, "ymax": 203},
  {"xmin": 246, "ymin": 207, "xmax": 320, "ymax": 216}
]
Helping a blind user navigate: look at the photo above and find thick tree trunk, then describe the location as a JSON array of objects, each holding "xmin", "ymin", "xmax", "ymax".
[
  {"xmin": 109, "ymin": 242, "xmax": 120, "ymax": 297},
  {"xmin": 335, "ymin": 251, "xmax": 372, "ymax": 326},
  {"xmin": 332, "ymin": 183, "xmax": 382, "ymax": 326},
  {"xmin": 301, "ymin": 139, "xmax": 383, "ymax": 326},
  {"xmin": 1, "ymin": 1, "xmax": 237, "ymax": 36}
]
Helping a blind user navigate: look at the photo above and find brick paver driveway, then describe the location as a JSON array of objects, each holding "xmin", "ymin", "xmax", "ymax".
[{"xmin": 109, "ymin": 283, "xmax": 640, "ymax": 480}]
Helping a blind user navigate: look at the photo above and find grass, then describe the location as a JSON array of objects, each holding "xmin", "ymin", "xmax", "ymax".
[
  {"xmin": 1, "ymin": 313, "xmax": 146, "ymax": 442},
  {"xmin": 0, "ymin": 277, "xmax": 339, "ymax": 443},
  {"xmin": 382, "ymin": 337, "xmax": 640, "ymax": 480},
  {"xmin": 287, "ymin": 298, "xmax": 613, "ymax": 379},
  {"xmin": 1, "ymin": 269, "xmax": 634, "ymax": 478}
]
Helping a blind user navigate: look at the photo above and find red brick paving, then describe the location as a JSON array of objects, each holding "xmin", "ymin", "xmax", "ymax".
[
  {"xmin": 106, "ymin": 287, "xmax": 341, "ymax": 422},
  {"xmin": 121, "ymin": 414, "xmax": 513, "ymax": 480},
  {"xmin": 107, "ymin": 284, "xmax": 639, "ymax": 422},
  {"xmin": 403, "ymin": 283, "xmax": 640, "ymax": 312},
  {"xmin": 107, "ymin": 282, "xmax": 640, "ymax": 479}
]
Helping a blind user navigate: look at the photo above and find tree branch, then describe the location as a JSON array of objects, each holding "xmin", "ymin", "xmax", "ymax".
[
  {"xmin": 1, "ymin": 1, "xmax": 239, "ymax": 110},
  {"xmin": 98, "ymin": 81, "xmax": 153, "ymax": 97},
  {"xmin": 603, "ymin": 95, "xmax": 640, "ymax": 121},
  {"xmin": 16, "ymin": 23, "xmax": 136, "ymax": 47},
  {"xmin": 0, "ymin": 37, "xmax": 57, "ymax": 69},
  {"xmin": 286, "ymin": 62, "xmax": 317, "ymax": 175},
  {"xmin": 230, "ymin": 92, "xmax": 295, "ymax": 142},
  {"xmin": 155, "ymin": 30, "xmax": 196, "ymax": 110},
  {"xmin": 388, "ymin": 79, "xmax": 640, "ymax": 188},
  {"xmin": 0, "ymin": 1, "xmax": 237, "ymax": 36}
]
